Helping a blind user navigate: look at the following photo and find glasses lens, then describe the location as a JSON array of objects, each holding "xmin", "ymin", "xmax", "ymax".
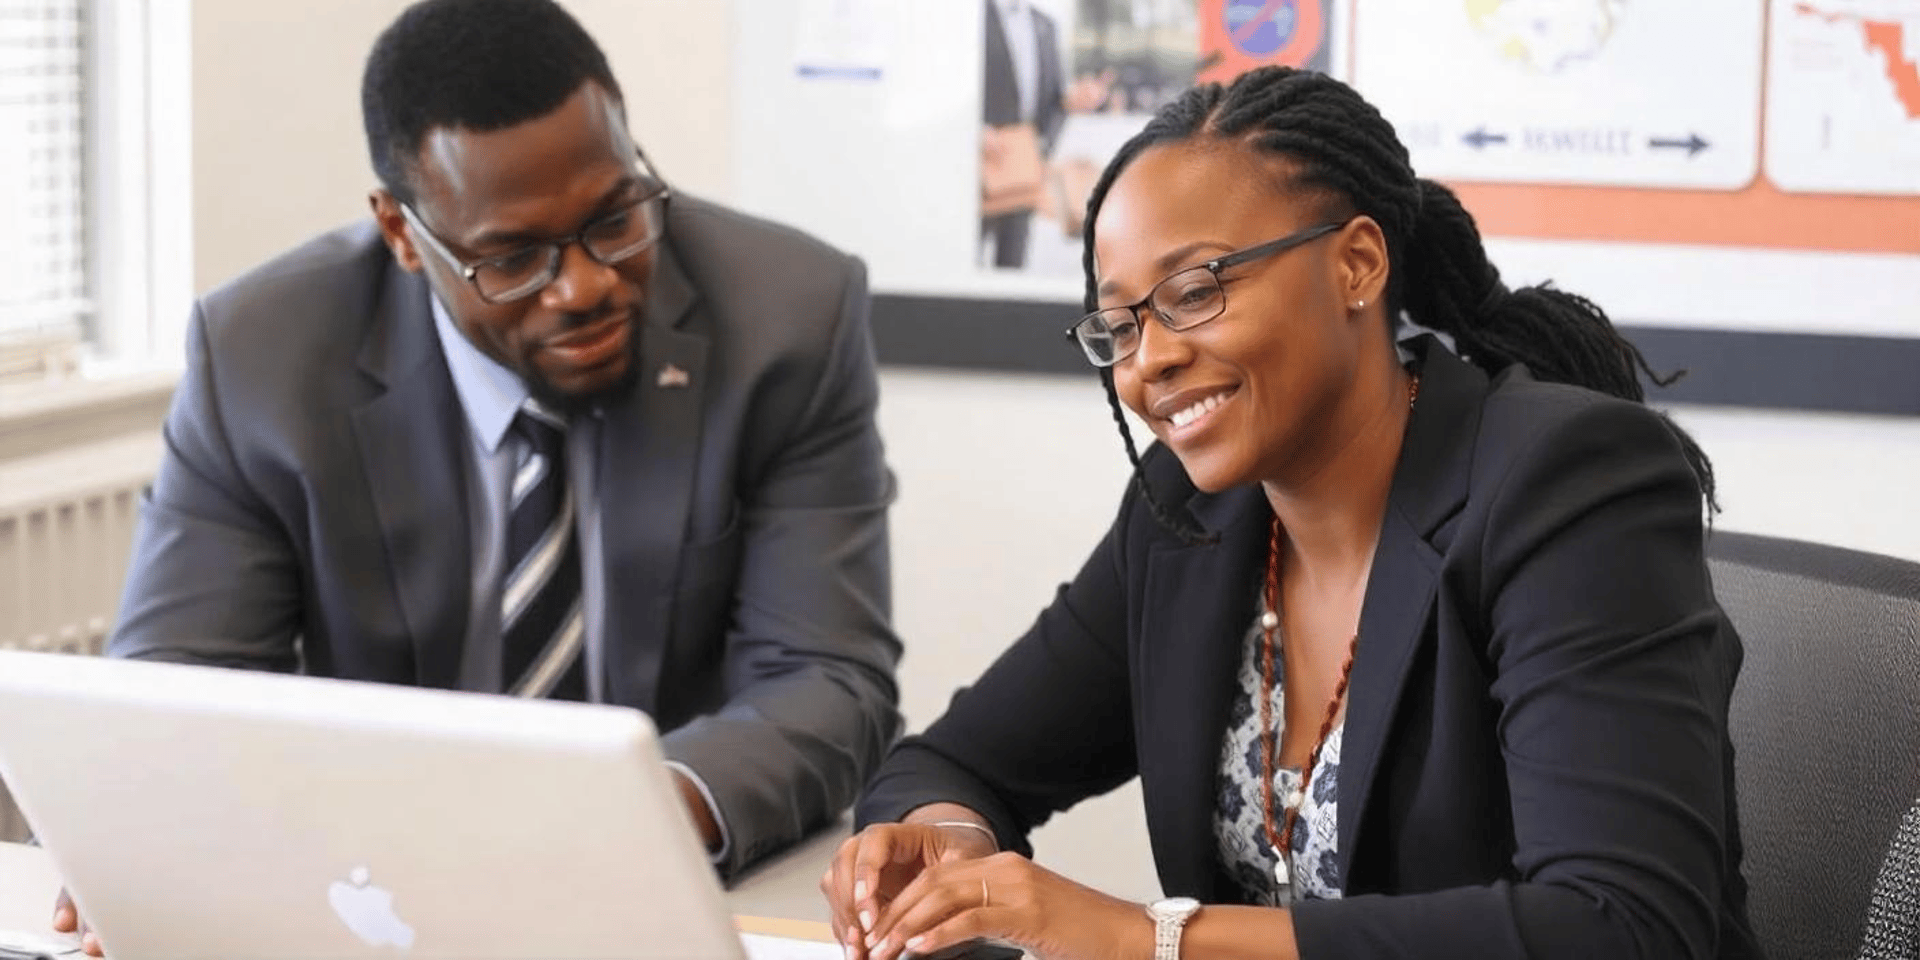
[
  {"xmin": 1074, "ymin": 309, "xmax": 1139, "ymax": 367},
  {"xmin": 584, "ymin": 195, "xmax": 667, "ymax": 265},
  {"xmin": 1151, "ymin": 268, "xmax": 1225, "ymax": 331},
  {"xmin": 474, "ymin": 247, "xmax": 560, "ymax": 303}
]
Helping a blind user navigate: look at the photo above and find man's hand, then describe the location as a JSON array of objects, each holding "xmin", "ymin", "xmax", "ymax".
[
  {"xmin": 51, "ymin": 887, "xmax": 102, "ymax": 957},
  {"xmin": 670, "ymin": 768, "xmax": 722, "ymax": 852}
]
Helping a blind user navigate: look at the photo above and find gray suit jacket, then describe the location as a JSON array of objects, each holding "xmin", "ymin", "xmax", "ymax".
[{"xmin": 110, "ymin": 195, "xmax": 903, "ymax": 877}]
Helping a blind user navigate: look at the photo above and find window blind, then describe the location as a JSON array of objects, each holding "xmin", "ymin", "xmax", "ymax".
[{"xmin": 0, "ymin": 1, "xmax": 89, "ymax": 350}]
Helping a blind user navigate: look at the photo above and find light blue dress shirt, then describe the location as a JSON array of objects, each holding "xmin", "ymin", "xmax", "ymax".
[{"xmin": 429, "ymin": 296, "xmax": 730, "ymax": 858}]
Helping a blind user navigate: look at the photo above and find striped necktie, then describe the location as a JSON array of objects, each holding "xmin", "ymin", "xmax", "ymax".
[{"xmin": 500, "ymin": 402, "xmax": 586, "ymax": 700}]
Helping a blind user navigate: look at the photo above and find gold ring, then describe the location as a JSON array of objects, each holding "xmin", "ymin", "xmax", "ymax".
[{"xmin": 980, "ymin": 877, "xmax": 990, "ymax": 909}]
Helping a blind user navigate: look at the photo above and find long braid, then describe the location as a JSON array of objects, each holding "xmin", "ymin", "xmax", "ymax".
[
  {"xmin": 1078, "ymin": 86, "xmax": 1228, "ymax": 545},
  {"xmin": 1100, "ymin": 369, "xmax": 1216, "ymax": 544},
  {"xmin": 1079, "ymin": 66, "xmax": 1718, "ymax": 524},
  {"xmin": 1401, "ymin": 180, "xmax": 1719, "ymax": 510}
]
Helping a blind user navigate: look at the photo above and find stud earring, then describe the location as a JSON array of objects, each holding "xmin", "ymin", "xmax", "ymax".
[{"xmin": 1352, "ymin": 299, "xmax": 1367, "ymax": 310}]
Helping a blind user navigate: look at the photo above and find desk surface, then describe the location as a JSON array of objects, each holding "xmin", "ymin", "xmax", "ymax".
[
  {"xmin": 0, "ymin": 835, "xmax": 838, "ymax": 948},
  {"xmin": 727, "ymin": 820, "xmax": 843, "ymax": 927}
]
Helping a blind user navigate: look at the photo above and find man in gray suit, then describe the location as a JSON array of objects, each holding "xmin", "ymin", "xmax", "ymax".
[{"xmin": 53, "ymin": 2, "xmax": 899, "ymax": 947}]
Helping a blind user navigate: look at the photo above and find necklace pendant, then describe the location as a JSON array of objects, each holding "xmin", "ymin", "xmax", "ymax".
[{"xmin": 1270, "ymin": 845, "xmax": 1290, "ymax": 887}]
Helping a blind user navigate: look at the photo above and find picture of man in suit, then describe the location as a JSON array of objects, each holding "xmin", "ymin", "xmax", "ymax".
[
  {"xmin": 52, "ymin": 1, "xmax": 902, "ymax": 949},
  {"xmin": 979, "ymin": 0, "xmax": 1068, "ymax": 269}
]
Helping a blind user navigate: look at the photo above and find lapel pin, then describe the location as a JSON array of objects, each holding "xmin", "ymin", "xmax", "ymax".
[{"xmin": 656, "ymin": 363, "xmax": 691, "ymax": 389}]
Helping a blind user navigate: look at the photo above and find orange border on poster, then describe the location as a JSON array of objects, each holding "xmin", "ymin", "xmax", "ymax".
[
  {"xmin": 1339, "ymin": 2, "xmax": 1920, "ymax": 256},
  {"xmin": 1453, "ymin": 179, "xmax": 1920, "ymax": 255}
]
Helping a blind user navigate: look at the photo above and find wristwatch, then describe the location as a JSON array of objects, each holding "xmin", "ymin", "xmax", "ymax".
[{"xmin": 1145, "ymin": 896, "xmax": 1202, "ymax": 960}]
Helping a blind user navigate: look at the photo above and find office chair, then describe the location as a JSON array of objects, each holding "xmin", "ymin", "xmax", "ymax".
[
  {"xmin": 1859, "ymin": 798, "xmax": 1920, "ymax": 959},
  {"xmin": 1709, "ymin": 531, "xmax": 1920, "ymax": 960}
]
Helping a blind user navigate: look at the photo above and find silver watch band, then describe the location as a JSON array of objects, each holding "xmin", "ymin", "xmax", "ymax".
[{"xmin": 1152, "ymin": 910, "xmax": 1192, "ymax": 960}]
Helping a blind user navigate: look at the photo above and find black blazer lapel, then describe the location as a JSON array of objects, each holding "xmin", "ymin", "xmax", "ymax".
[
  {"xmin": 1135, "ymin": 484, "xmax": 1268, "ymax": 899},
  {"xmin": 1335, "ymin": 339, "xmax": 1486, "ymax": 885},
  {"xmin": 348, "ymin": 266, "xmax": 470, "ymax": 687},
  {"xmin": 1336, "ymin": 506, "xmax": 1440, "ymax": 884},
  {"xmin": 598, "ymin": 241, "xmax": 705, "ymax": 711}
]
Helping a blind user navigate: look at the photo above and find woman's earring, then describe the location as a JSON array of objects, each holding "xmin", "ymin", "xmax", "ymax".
[{"xmin": 1352, "ymin": 299, "xmax": 1367, "ymax": 311}]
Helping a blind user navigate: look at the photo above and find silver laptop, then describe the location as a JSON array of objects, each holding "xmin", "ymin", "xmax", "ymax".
[{"xmin": 0, "ymin": 649, "xmax": 748, "ymax": 960}]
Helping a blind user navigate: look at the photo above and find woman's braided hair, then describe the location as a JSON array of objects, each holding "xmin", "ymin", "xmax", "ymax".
[{"xmin": 1079, "ymin": 67, "xmax": 1716, "ymax": 542}]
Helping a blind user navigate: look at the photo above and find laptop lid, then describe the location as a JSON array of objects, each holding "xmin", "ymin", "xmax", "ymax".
[{"xmin": 0, "ymin": 650, "xmax": 747, "ymax": 960}]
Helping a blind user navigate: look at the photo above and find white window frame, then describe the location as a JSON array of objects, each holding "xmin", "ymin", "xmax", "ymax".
[{"xmin": 80, "ymin": 0, "xmax": 192, "ymax": 374}]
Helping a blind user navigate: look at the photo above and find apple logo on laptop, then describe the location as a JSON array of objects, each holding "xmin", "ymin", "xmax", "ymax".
[{"xmin": 328, "ymin": 865, "xmax": 416, "ymax": 950}]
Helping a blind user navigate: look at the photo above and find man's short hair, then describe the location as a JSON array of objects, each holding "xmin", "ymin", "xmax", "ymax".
[{"xmin": 361, "ymin": 0, "xmax": 623, "ymax": 203}]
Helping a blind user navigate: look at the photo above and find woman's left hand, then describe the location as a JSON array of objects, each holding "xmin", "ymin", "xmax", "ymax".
[{"xmin": 859, "ymin": 851, "xmax": 1152, "ymax": 960}]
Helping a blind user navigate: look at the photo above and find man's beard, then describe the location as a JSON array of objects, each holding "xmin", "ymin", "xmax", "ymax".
[{"xmin": 526, "ymin": 328, "xmax": 643, "ymax": 418}]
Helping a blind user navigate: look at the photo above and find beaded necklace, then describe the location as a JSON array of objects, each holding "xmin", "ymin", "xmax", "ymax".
[{"xmin": 1257, "ymin": 374, "xmax": 1419, "ymax": 891}]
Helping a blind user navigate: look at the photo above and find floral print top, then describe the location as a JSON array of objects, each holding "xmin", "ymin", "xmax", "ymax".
[{"xmin": 1213, "ymin": 606, "xmax": 1345, "ymax": 907}]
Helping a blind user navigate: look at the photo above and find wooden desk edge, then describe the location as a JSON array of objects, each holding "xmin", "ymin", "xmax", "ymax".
[{"xmin": 735, "ymin": 915, "xmax": 835, "ymax": 942}]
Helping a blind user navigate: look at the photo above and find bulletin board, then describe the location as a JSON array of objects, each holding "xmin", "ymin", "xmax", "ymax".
[{"xmin": 730, "ymin": 0, "xmax": 1920, "ymax": 413}]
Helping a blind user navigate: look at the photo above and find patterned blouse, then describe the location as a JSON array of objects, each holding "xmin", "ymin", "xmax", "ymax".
[{"xmin": 1214, "ymin": 604, "xmax": 1346, "ymax": 907}]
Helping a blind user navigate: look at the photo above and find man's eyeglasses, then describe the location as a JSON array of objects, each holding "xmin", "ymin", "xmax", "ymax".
[
  {"xmin": 401, "ymin": 154, "xmax": 672, "ymax": 305},
  {"xmin": 1066, "ymin": 219, "xmax": 1350, "ymax": 368}
]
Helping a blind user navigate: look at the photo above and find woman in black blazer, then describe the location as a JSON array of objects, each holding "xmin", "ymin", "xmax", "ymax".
[{"xmin": 825, "ymin": 67, "xmax": 1759, "ymax": 960}]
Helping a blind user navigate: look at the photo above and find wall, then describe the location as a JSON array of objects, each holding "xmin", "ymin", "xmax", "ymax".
[
  {"xmin": 171, "ymin": 0, "xmax": 1920, "ymax": 901},
  {"xmin": 190, "ymin": 0, "xmax": 733, "ymax": 293},
  {"xmin": 1669, "ymin": 406, "xmax": 1920, "ymax": 560}
]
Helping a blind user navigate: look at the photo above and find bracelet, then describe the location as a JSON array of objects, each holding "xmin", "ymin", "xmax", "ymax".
[{"xmin": 928, "ymin": 819, "xmax": 999, "ymax": 852}]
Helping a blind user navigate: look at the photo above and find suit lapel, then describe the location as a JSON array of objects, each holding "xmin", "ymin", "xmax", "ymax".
[
  {"xmin": 1334, "ymin": 339, "xmax": 1486, "ymax": 885},
  {"xmin": 597, "ymin": 239, "xmax": 704, "ymax": 711},
  {"xmin": 1334, "ymin": 504, "xmax": 1440, "ymax": 883},
  {"xmin": 1136, "ymin": 484, "xmax": 1268, "ymax": 899},
  {"xmin": 348, "ymin": 266, "xmax": 470, "ymax": 687}
]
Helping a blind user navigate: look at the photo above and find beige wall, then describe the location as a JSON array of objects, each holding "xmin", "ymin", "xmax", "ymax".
[{"xmin": 191, "ymin": 0, "xmax": 734, "ymax": 293}]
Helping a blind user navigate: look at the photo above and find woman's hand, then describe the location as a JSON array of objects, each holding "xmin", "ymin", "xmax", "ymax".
[
  {"xmin": 822, "ymin": 821, "xmax": 998, "ymax": 958},
  {"xmin": 861, "ymin": 852, "xmax": 1152, "ymax": 960}
]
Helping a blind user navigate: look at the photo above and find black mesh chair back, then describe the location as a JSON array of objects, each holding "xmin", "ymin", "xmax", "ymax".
[{"xmin": 1709, "ymin": 532, "xmax": 1920, "ymax": 960}]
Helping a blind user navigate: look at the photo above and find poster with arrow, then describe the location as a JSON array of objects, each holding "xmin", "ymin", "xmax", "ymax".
[{"xmin": 1350, "ymin": 0, "xmax": 1763, "ymax": 190}]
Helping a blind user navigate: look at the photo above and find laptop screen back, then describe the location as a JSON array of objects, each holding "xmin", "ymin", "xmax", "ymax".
[{"xmin": 0, "ymin": 650, "xmax": 745, "ymax": 960}]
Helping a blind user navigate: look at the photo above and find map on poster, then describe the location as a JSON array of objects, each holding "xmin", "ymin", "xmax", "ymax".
[
  {"xmin": 1352, "ymin": 0, "xmax": 1765, "ymax": 190},
  {"xmin": 1765, "ymin": 0, "xmax": 1920, "ymax": 195}
]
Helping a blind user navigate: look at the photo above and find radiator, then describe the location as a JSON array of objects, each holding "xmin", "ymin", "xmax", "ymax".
[{"xmin": 0, "ymin": 431, "xmax": 161, "ymax": 841}]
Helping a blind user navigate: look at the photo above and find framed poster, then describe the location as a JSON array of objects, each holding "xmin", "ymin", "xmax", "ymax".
[{"xmin": 731, "ymin": 0, "xmax": 1920, "ymax": 412}]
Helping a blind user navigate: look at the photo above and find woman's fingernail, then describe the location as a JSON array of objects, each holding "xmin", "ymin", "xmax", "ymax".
[
  {"xmin": 854, "ymin": 880, "xmax": 869, "ymax": 901},
  {"xmin": 907, "ymin": 936, "xmax": 926, "ymax": 950},
  {"xmin": 859, "ymin": 909, "xmax": 874, "ymax": 932}
]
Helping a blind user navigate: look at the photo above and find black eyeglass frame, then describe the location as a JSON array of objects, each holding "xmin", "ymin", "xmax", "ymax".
[
  {"xmin": 1065, "ymin": 219, "xmax": 1350, "ymax": 368},
  {"xmin": 400, "ymin": 149, "xmax": 673, "ymax": 305}
]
